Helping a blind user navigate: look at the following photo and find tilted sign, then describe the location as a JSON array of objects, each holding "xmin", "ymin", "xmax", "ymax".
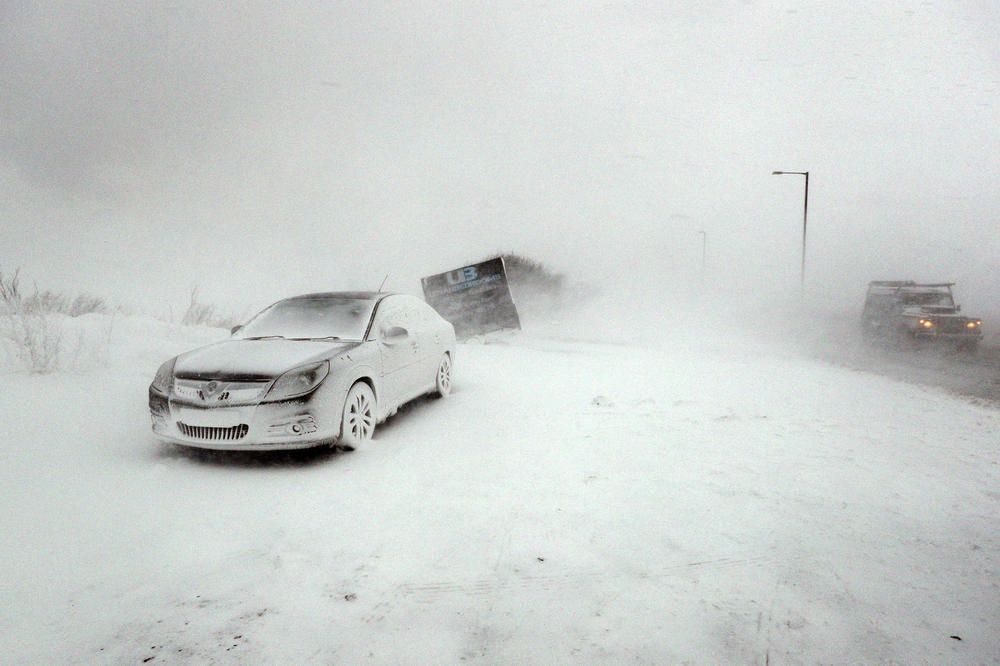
[{"xmin": 421, "ymin": 257, "xmax": 521, "ymax": 339}]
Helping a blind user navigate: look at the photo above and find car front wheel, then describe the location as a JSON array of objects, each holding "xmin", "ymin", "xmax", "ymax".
[
  {"xmin": 433, "ymin": 353, "xmax": 452, "ymax": 397},
  {"xmin": 341, "ymin": 382, "xmax": 376, "ymax": 447}
]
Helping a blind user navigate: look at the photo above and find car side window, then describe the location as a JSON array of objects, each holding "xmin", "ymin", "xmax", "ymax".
[
  {"xmin": 368, "ymin": 295, "xmax": 439, "ymax": 339},
  {"xmin": 415, "ymin": 299, "xmax": 438, "ymax": 324},
  {"xmin": 394, "ymin": 296, "xmax": 420, "ymax": 324},
  {"xmin": 368, "ymin": 297, "xmax": 405, "ymax": 340},
  {"xmin": 395, "ymin": 295, "xmax": 429, "ymax": 324}
]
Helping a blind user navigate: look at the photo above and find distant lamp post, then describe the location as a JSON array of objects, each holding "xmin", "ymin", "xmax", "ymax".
[{"xmin": 771, "ymin": 170, "xmax": 809, "ymax": 294}]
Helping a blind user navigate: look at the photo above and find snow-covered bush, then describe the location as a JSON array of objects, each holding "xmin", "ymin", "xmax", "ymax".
[
  {"xmin": 1, "ymin": 268, "xmax": 107, "ymax": 316},
  {"xmin": 0, "ymin": 268, "xmax": 113, "ymax": 373},
  {"xmin": 181, "ymin": 286, "xmax": 245, "ymax": 329},
  {"xmin": 498, "ymin": 253, "xmax": 567, "ymax": 297},
  {"xmin": 29, "ymin": 291, "xmax": 108, "ymax": 317},
  {"xmin": 1, "ymin": 269, "xmax": 58, "ymax": 373},
  {"xmin": 492, "ymin": 253, "xmax": 597, "ymax": 326},
  {"xmin": 1, "ymin": 311, "xmax": 61, "ymax": 373}
]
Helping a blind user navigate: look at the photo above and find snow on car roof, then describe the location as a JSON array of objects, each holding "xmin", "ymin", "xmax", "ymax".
[
  {"xmin": 284, "ymin": 291, "xmax": 394, "ymax": 301},
  {"xmin": 897, "ymin": 284, "xmax": 953, "ymax": 293},
  {"xmin": 867, "ymin": 281, "xmax": 954, "ymax": 295}
]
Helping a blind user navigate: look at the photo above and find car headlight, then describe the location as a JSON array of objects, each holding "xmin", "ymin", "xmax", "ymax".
[
  {"xmin": 264, "ymin": 361, "xmax": 330, "ymax": 401},
  {"xmin": 150, "ymin": 357, "xmax": 176, "ymax": 395}
]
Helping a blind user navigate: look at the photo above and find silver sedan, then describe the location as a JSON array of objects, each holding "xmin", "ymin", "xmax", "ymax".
[{"xmin": 148, "ymin": 292, "xmax": 456, "ymax": 450}]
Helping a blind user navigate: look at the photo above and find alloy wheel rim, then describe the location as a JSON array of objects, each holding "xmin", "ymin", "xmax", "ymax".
[
  {"xmin": 348, "ymin": 391, "xmax": 373, "ymax": 440},
  {"xmin": 438, "ymin": 357, "xmax": 451, "ymax": 393}
]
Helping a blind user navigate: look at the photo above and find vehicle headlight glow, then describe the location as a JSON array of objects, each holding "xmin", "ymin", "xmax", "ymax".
[
  {"xmin": 920, "ymin": 319, "xmax": 934, "ymax": 328},
  {"xmin": 151, "ymin": 357, "xmax": 176, "ymax": 394},
  {"xmin": 264, "ymin": 361, "xmax": 330, "ymax": 401},
  {"xmin": 967, "ymin": 321, "xmax": 980, "ymax": 328}
]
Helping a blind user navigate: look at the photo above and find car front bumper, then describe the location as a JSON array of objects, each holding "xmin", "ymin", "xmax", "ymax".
[
  {"xmin": 149, "ymin": 388, "xmax": 342, "ymax": 451},
  {"xmin": 910, "ymin": 329, "xmax": 983, "ymax": 343}
]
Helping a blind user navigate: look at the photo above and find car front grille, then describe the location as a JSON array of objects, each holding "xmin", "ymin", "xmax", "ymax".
[
  {"xmin": 938, "ymin": 320, "xmax": 970, "ymax": 333},
  {"xmin": 178, "ymin": 423, "xmax": 250, "ymax": 441},
  {"xmin": 173, "ymin": 380, "xmax": 268, "ymax": 404}
]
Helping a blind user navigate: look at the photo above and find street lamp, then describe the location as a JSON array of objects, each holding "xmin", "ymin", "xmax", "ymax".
[{"xmin": 771, "ymin": 170, "xmax": 809, "ymax": 294}]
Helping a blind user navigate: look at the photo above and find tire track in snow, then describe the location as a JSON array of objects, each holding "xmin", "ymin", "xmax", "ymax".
[{"xmin": 395, "ymin": 553, "xmax": 814, "ymax": 604}]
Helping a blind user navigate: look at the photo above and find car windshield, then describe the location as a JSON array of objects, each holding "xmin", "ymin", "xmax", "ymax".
[
  {"xmin": 865, "ymin": 293, "xmax": 899, "ymax": 312},
  {"xmin": 900, "ymin": 291, "xmax": 954, "ymax": 308},
  {"xmin": 237, "ymin": 296, "xmax": 376, "ymax": 341}
]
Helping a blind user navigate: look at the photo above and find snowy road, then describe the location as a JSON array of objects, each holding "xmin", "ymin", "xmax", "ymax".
[
  {"xmin": 2, "ymin": 319, "xmax": 998, "ymax": 663},
  {"xmin": 804, "ymin": 318, "xmax": 1000, "ymax": 406}
]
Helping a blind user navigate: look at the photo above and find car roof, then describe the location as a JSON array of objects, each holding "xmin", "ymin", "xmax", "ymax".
[
  {"xmin": 867, "ymin": 281, "xmax": 954, "ymax": 295},
  {"xmin": 283, "ymin": 291, "xmax": 395, "ymax": 301}
]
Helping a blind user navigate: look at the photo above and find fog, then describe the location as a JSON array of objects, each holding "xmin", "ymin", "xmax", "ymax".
[{"xmin": 2, "ymin": 1, "xmax": 998, "ymax": 322}]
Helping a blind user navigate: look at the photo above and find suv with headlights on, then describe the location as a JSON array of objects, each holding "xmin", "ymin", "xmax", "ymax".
[{"xmin": 861, "ymin": 281, "xmax": 983, "ymax": 350}]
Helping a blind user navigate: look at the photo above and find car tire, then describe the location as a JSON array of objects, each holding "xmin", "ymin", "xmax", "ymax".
[
  {"xmin": 433, "ymin": 353, "xmax": 452, "ymax": 397},
  {"xmin": 341, "ymin": 382, "xmax": 376, "ymax": 447}
]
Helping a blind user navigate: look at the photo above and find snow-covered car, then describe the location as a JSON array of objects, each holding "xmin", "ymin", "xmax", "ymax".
[{"xmin": 148, "ymin": 292, "xmax": 456, "ymax": 450}]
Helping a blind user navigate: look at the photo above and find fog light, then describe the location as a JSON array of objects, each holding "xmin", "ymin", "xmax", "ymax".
[{"xmin": 266, "ymin": 415, "xmax": 318, "ymax": 437}]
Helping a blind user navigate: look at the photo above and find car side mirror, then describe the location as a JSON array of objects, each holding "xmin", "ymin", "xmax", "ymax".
[
  {"xmin": 231, "ymin": 325, "xmax": 243, "ymax": 335},
  {"xmin": 381, "ymin": 325, "xmax": 409, "ymax": 345}
]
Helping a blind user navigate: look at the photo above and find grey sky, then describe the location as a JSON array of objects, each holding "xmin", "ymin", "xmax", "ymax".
[{"xmin": 2, "ymin": 1, "xmax": 998, "ymax": 315}]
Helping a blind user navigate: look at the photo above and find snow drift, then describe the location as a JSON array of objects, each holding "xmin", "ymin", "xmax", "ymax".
[{"xmin": 0, "ymin": 311, "xmax": 997, "ymax": 663}]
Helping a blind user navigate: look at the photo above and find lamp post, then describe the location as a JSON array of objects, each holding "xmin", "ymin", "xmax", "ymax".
[{"xmin": 771, "ymin": 170, "xmax": 809, "ymax": 294}]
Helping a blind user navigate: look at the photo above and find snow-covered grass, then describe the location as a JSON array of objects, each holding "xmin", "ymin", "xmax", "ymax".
[
  {"xmin": 0, "ymin": 269, "xmax": 111, "ymax": 373},
  {"xmin": 0, "ymin": 269, "xmax": 250, "ymax": 373},
  {"xmin": 1, "ymin": 313, "xmax": 998, "ymax": 662},
  {"xmin": 180, "ymin": 286, "xmax": 248, "ymax": 330}
]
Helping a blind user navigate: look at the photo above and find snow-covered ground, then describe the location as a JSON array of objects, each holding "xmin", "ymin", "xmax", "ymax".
[{"xmin": 1, "ymin": 313, "xmax": 998, "ymax": 663}]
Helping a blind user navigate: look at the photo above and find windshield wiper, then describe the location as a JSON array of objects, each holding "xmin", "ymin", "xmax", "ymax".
[
  {"xmin": 244, "ymin": 335, "xmax": 286, "ymax": 340},
  {"xmin": 289, "ymin": 336, "xmax": 345, "ymax": 341}
]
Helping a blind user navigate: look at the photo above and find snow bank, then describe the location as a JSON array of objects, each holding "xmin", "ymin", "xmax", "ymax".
[
  {"xmin": 0, "ymin": 311, "xmax": 227, "ymax": 374},
  {"xmin": 0, "ymin": 314, "xmax": 997, "ymax": 662}
]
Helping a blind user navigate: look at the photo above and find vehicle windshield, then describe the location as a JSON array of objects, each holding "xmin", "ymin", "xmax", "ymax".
[
  {"xmin": 237, "ymin": 296, "xmax": 376, "ymax": 340},
  {"xmin": 900, "ymin": 290, "xmax": 954, "ymax": 308},
  {"xmin": 865, "ymin": 293, "xmax": 899, "ymax": 313}
]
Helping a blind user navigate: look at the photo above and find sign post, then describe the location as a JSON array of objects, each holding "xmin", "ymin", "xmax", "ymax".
[{"xmin": 421, "ymin": 257, "xmax": 521, "ymax": 339}]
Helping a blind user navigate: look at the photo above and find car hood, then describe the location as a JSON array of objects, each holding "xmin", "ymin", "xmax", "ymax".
[
  {"xmin": 173, "ymin": 339, "xmax": 361, "ymax": 380},
  {"xmin": 903, "ymin": 306, "xmax": 964, "ymax": 318}
]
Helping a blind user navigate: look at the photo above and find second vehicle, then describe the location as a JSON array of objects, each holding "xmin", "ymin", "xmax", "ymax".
[{"xmin": 861, "ymin": 281, "xmax": 983, "ymax": 349}]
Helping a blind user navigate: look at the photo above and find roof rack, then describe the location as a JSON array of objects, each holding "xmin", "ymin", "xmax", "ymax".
[
  {"xmin": 868, "ymin": 280, "xmax": 915, "ymax": 287},
  {"xmin": 867, "ymin": 281, "xmax": 954, "ymax": 290}
]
